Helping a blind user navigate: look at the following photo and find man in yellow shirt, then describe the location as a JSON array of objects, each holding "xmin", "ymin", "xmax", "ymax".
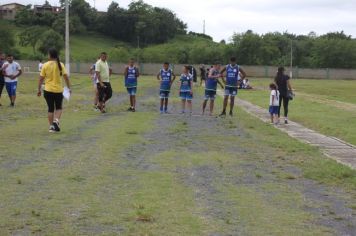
[
  {"xmin": 95, "ymin": 52, "xmax": 112, "ymax": 113},
  {"xmin": 37, "ymin": 48, "xmax": 71, "ymax": 133}
]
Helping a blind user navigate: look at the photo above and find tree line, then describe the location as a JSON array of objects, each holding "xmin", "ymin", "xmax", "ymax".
[{"xmin": 2, "ymin": 0, "xmax": 356, "ymax": 69}]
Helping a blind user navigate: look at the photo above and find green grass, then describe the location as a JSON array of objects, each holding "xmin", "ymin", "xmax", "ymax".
[
  {"xmin": 239, "ymin": 77, "xmax": 356, "ymax": 145},
  {"xmin": 0, "ymin": 74, "xmax": 355, "ymax": 235}
]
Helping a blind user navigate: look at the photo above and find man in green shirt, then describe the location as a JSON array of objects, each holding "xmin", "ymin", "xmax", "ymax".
[{"xmin": 95, "ymin": 52, "xmax": 112, "ymax": 113}]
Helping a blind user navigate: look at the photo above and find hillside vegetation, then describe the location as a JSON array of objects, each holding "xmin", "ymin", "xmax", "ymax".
[{"xmin": 2, "ymin": 0, "xmax": 356, "ymax": 68}]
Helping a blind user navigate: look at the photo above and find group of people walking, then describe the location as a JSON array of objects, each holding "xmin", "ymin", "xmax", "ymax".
[
  {"xmin": 89, "ymin": 56, "xmax": 246, "ymax": 118},
  {"xmin": 1, "ymin": 48, "xmax": 292, "ymax": 133}
]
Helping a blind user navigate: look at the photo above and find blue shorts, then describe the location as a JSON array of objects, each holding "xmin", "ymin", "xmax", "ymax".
[
  {"xmin": 160, "ymin": 90, "xmax": 170, "ymax": 99},
  {"xmin": 6, "ymin": 82, "xmax": 17, "ymax": 97},
  {"xmin": 224, "ymin": 87, "xmax": 238, "ymax": 96},
  {"xmin": 180, "ymin": 91, "xmax": 193, "ymax": 101},
  {"xmin": 269, "ymin": 106, "xmax": 279, "ymax": 115},
  {"xmin": 126, "ymin": 87, "xmax": 137, "ymax": 96},
  {"xmin": 204, "ymin": 90, "xmax": 216, "ymax": 100}
]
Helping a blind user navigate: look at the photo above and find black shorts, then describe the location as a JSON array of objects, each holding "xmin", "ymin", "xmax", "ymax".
[
  {"xmin": 44, "ymin": 90, "xmax": 63, "ymax": 113},
  {"xmin": 159, "ymin": 90, "xmax": 170, "ymax": 99},
  {"xmin": 204, "ymin": 90, "xmax": 216, "ymax": 100},
  {"xmin": 97, "ymin": 82, "xmax": 113, "ymax": 103}
]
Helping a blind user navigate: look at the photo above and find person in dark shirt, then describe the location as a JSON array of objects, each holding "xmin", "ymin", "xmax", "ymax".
[
  {"xmin": 274, "ymin": 67, "xmax": 293, "ymax": 124},
  {"xmin": 199, "ymin": 64, "xmax": 206, "ymax": 86}
]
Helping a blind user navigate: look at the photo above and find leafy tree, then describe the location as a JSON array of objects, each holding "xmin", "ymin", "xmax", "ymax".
[
  {"xmin": 0, "ymin": 24, "xmax": 16, "ymax": 54},
  {"xmin": 37, "ymin": 29, "xmax": 63, "ymax": 55},
  {"xmin": 70, "ymin": 0, "xmax": 97, "ymax": 27},
  {"xmin": 18, "ymin": 26, "xmax": 44, "ymax": 54},
  {"xmin": 52, "ymin": 14, "xmax": 86, "ymax": 34},
  {"xmin": 14, "ymin": 5, "xmax": 35, "ymax": 26}
]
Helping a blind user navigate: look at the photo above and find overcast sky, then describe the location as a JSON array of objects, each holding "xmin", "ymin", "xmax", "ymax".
[{"xmin": 5, "ymin": 0, "xmax": 356, "ymax": 41}]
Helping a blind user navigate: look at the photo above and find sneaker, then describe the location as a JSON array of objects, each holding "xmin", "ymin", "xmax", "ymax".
[
  {"xmin": 131, "ymin": 108, "xmax": 136, "ymax": 112},
  {"xmin": 219, "ymin": 111, "xmax": 226, "ymax": 117},
  {"xmin": 93, "ymin": 105, "xmax": 99, "ymax": 111},
  {"xmin": 53, "ymin": 119, "xmax": 60, "ymax": 132},
  {"xmin": 180, "ymin": 110, "xmax": 185, "ymax": 114},
  {"xmin": 127, "ymin": 107, "xmax": 133, "ymax": 111},
  {"xmin": 229, "ymin": 111, "xmax": 233, "ymax": 117},
  {"xmin": 49, "ymin": 125, "xmax": 56, "ymax": 133},
  {"xmin": 285, "ymin": 120, "xmax": 288, "ymax": 124},
  {"xmin": 164, "ymin": 110, "xmax": 169, "ymax": 114}
]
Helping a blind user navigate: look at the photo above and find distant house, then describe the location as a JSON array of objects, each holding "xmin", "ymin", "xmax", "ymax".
[
  {"xmin": 34, "ymin": 3, "xmax": 62, "ymax": 15},
  {"xmin": 0, "ymin": 3, "xmax": 25, "ymax": 20}
]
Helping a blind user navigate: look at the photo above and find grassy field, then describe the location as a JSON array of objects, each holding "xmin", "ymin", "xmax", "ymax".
[
  {"xmin": 239, "ymin": 78, "xmax": 356, "ymax": 146},
  {"xmin": 0, "ymin": 74, "xmax": 355, "ymax": 235}
]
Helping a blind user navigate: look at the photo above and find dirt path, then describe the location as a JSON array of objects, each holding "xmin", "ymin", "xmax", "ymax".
[
  {"xmin": 234, "ymin": 96, "xmax": 356, "ymax": 170},
  {"xmin": 116, "ymin": 87, "xmax": 356, "ymax": 235},
  {"xmin": 1, "ymin": 83, "xmax": 355, "ymax": 235}
]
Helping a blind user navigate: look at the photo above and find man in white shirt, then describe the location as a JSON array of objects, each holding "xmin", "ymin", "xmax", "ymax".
[
  {"xmin": 1, "ymin": 54, "xmax": 22, "ymax": 107},
  {"xmin": 38, "ymin": 60, "xmax": 43, "ymax": 72}
]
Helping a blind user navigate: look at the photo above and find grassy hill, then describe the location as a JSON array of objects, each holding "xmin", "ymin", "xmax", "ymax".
[{"xmin": 3, "ymin": 20, "xmax": 220, "ymax": 63}]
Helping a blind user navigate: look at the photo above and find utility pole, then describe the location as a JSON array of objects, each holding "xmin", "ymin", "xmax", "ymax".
[
  {"xmin": 203, "ymin": 20, "xmax": 206, "ymax": 35},
  {"xmin": 65, "ymin": 0, "xmax": 70, "ymax": 74}
]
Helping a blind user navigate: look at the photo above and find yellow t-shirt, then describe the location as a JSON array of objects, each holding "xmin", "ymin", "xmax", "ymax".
[
  {"xmin": 95, "ymin": 59, "xmax": 110, "ymax": 82},
  {"xmin": 40, "ymin": 61, "xmax": 67, "ymax": 93}
]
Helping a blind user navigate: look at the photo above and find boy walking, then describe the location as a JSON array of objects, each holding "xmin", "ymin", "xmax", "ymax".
[
  {"xmin": 95, "ymin": 52, "xmax": 112, "ymax": 113},
  {"xmin": 157, "ymin": 62, "xmax": 176, "ymax": 114},
  {"xmin": 124, "ymin": 59, "xmax": 140, "ymax": 112},
  {"xmin": 1, "ymin": 54, "xmax": 22, "ymax": 107}
]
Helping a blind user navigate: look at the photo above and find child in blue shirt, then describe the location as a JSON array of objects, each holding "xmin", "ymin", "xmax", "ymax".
[
  {"xmin": 124, "ymin": 59, "xmax": 140, "ymax": 112},
  {"xmin": 157, "ymin": 62, "xmax": 176, "ymax": 113},
  {"xmin": 202, "ymin": 62, "xmax": 224, "ymax": 116},
  {"xmin": 179, "ymin": 66, "xmax": 193, "ymax": 114}
]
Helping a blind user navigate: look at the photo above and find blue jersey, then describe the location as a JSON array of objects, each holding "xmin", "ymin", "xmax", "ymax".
[
  {"xmin": 206, "ymin": 69, "xmax": 219, "ymax": 91},
  {"xmin": 159, "ymin": 69, "xmax": 173, "ymax": 91},
  {"xmin": 180, "ymin": 73, "xmax": 192, "ymax": 92},
  {"xmin": 125, "ymin": 66, "xmax": 138, "ymax": 88},
  {"xmin": 225, "ymin": 64, "xmax": 239, "ymax": 88}
]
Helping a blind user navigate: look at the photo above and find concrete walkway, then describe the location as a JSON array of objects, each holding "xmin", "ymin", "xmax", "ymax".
[{"xmin": 234, "ymin": 97, "xmax": 356, "ymax": 170}]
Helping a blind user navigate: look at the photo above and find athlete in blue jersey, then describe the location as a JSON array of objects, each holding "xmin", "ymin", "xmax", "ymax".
[
  {"xmin": 202, "ymin": 62, "xmax": 224, "ymax": 116},
  {"xmin": 219, "ymin": 57, "xmax": 246, "ymax": 117},
  {"xmin": 157, "ymin": 62, "xmax": 176, "ymax": 114},
  {"xmin": 179, "ymin": 66, "xmax": 193, "ymax": 114},
  {"xmin": 124, "ymin": 59, "xmax": 140, "ymax": 112}
]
